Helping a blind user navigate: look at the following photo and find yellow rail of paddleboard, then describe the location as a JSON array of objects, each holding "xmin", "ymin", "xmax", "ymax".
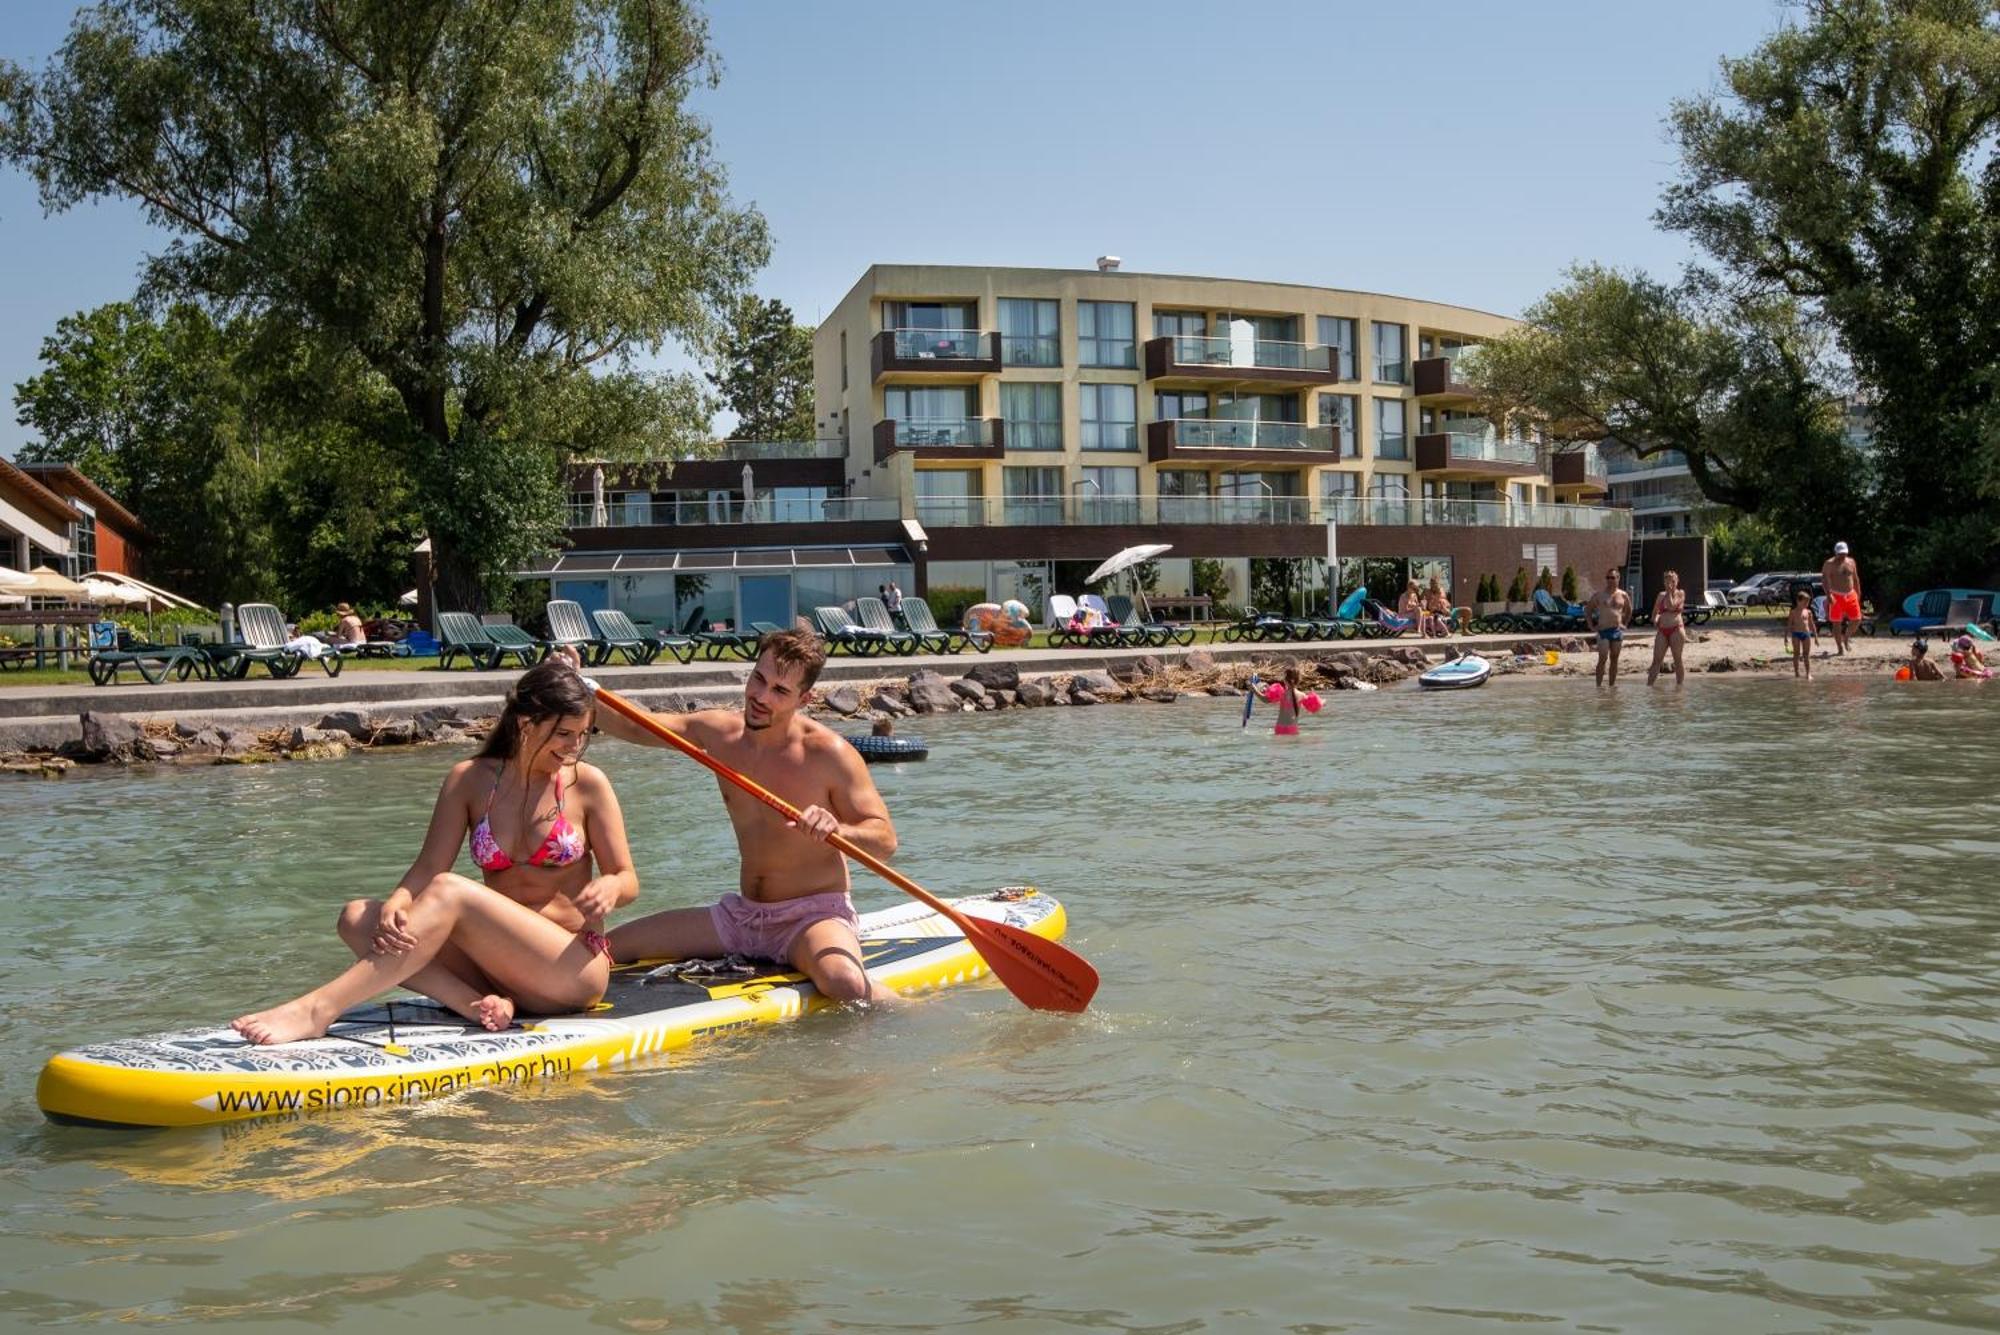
[{"xmin": 39, "ymin": 898, "xmax": 1067, "ymax": 1129}]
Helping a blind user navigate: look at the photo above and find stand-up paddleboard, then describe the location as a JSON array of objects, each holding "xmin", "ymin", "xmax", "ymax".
[
  {"xmin": 39, "ymin": 890, "xmax": 1068, "ymax": 1129},
  {"xmin": 845, "ymin": 733, "xmax": 929, "ymax": 763},
  {"xmin": 1418, "ymin": 654, "xmax": 1491, "ymax": 690}
]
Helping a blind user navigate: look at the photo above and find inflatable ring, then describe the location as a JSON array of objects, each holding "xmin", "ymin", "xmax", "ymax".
[
  {"xmin": 964, "ymin": 600, "xmax": 1033, "ymax": 648},
  {"xmin": 846, "ymin": 734, "xmax": 929, "ymax": 763}
]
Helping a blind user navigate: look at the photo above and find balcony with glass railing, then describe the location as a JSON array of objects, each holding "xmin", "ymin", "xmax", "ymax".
[
  {"xmin": 872, "ymin": 416, "xmax": 1005, "ymax": 463},
  {"xmin": 1414, "ymin": 425, "xmax": 1542, "ymax": 474},
  {"xmin": 910, "ymin": 492, "xmax": 1627, "ymax": 532},
  {"xmin": 1547, "ymin": 442, "xmax": 1608, "ymax": 491},
  {"xmin": 1146, "ymin": 418, "xmax": 1340, "ymax": 462},
  {"xmin": 1603, "ymin": 447, "xmax": 1688, "ymax": 475},
  {"xmin": 871, "ymin": 327, "xmax": 1002, "ymax": 378},
  {"xmin": 1143, "ymin": 334, "xmax": 1339, "ymax": 384},
  {"xmin": 566, "ymin": 496, "xmax": 900, "ymax": 528},
  {"xmin": 1412, "ymin": 344, "xmax": 1483, "ymax": 397}
]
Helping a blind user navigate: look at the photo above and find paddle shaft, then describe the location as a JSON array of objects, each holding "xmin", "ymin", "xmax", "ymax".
[{"xmin": 589, "ymin": 687, "xmax": 971, "ymax": 931}]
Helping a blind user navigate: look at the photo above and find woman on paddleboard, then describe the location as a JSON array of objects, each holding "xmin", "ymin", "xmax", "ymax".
[{"xmin": 232, "ymin": 660, "xmax": 641, "ymax": 1045}]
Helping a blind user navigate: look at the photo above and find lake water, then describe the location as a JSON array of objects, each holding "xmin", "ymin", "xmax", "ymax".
[{"xmin": 2, "ymin": 678, "xmax": 1998, "ymax": 1331}]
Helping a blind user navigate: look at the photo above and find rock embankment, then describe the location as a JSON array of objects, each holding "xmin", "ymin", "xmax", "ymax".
[{"xmin": 0, "ymin": 644, "xmax": 1449, "ymax": 777}]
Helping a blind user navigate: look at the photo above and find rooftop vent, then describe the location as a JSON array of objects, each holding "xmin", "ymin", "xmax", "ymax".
[{"xmin": 1096, "ymin": 255, "xmax": 1121, "ymax": 272}]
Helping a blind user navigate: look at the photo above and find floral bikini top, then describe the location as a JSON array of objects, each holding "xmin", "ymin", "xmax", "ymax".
[{"xmin": 469, "ymin": 764, "xmax": 586, "ymax": 872}]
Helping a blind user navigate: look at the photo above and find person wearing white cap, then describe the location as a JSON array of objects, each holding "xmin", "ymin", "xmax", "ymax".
[{"xmin": 1820, "ymin": 540, "xmax": 1862, "ymax": 655}]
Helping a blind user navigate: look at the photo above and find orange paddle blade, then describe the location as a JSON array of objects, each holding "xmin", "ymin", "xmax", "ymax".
[{"xmin": 588, "ymin": 684, "xmax": 1099, "ymax": 1012}]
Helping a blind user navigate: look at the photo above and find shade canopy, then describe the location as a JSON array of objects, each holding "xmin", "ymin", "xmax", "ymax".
[
  {"xmin": 15, "ymin": 565, "xmax": 88, "ymax": 598},
  {"xmin": 1086, "ymin": 543, "xmax": 1173, "ymax": 585},
  {"xmin": 398, "ymin": 588, "xmax": 419, "ymax": 607},
  {"xmin": 76, "ymin": 577, "xmax": 151, "ymax": 606},
  {"xmin": 80, "ymin": 570, "xmax": 204, "ymax": 610},
  {"xmin": 0, "ymin": 565, "xmax": 34, "ymax": 589}
]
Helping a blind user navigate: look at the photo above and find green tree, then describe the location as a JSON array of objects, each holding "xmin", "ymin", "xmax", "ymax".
[
  {"xmin": 1, "ymin": 0, "xmax": 768, "ymax": 610},
  {"xmin": 1659, "ymin": 0, "xmax": 2000, "ymax": 589},
  {"xmin": 1469, "ymin": 264, "xmax": 1867, "ymax": 562},
  {"xmin": 708, "ymin": 296, "xmax": 815, "ymax": 441},
  {"xmin": 15, "ymin": 302, "xmax": 420, "ymax": 607}
]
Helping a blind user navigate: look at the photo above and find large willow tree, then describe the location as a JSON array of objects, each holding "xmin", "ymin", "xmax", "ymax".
[{"xmin": 2, "ymin": 0, "xmax": 768, "ymax": 607}]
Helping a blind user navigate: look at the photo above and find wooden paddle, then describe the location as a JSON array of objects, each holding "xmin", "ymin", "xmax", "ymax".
[{"xmin": 587, "ymin": 683, "xmax": 1099, "ymax": 1013}]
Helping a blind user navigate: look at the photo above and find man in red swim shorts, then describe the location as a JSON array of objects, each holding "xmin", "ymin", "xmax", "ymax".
[
  {"xmin": 564, "ymin": 625, "xmax": 900, "ymax": 1004},
  {"xmin": 1820, "ymin": 541, "xmax": 1863, "ymax": 655}
]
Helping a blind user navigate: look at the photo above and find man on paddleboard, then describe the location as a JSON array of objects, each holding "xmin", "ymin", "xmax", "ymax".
[{"xmin": 559, "ymin": 625, "xmax": 899, "ymax": 1003}]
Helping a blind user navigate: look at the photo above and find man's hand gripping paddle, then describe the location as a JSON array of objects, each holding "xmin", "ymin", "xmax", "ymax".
[{"xmin": 587, "ymin": 683, "xmax": 1099, "ymax": 1013}]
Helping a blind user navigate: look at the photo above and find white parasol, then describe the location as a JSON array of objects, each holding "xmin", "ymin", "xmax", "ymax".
[
  {"xmin": 1085, "ymin": 543, "xmax": 1172, "ymax": 585},
  {"xmin": 742, "ymin": 462, "xmax": 757, "ymax": 522},
  {"xmin": 0, "ymin": 565, "xmax": 35, "ymax": 590},
  {"xmin": 591, "ymin": 465, "xmax": 608, "ymax": 528},
  {"xmin": 398, "ymin": 588, "xmax": 419, "ymax": 607},
  {"xmin": 77, "ymin": 577, "xmax": 149, "ymax": 606},
  {"xmin": 16, "ymin": 565, "xmax": 89, "ymax": 599}
]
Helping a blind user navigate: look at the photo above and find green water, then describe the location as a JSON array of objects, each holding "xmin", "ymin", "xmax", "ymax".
[{"xmin": 2, "ymin": 679, "xmax": 1998, "ymax": 1332}]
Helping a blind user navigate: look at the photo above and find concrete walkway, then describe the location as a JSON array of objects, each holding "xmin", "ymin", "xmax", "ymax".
[{"xmin": 0, "ymin": 631, "xmax": 1578, "ymax": 749}]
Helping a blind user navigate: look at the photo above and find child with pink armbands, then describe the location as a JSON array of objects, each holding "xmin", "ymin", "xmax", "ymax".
[{"xmin": 1258, "ymin": 662, "xmax": 1323, "ymax": 736}]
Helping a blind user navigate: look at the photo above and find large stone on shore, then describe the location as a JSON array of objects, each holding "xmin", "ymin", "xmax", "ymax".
[
  {"xmin": 77, "ymin": 711, "xmax": 153, "ymax": 763},
  {"xmin": 1140, "ymin": 687, "xmax": 1179, "ymax": 702},
  {"xmin": 315, "ymin": 709, "xmax": 372, "ymax": 740},
  {"xmin": 1391, "ymin": 647, "xmax": 1431, "ymax": 667},
  {"xmin": 1109, "ymin": 653, "xmax": 1164, "ymax": 684},
  {"xmin": 823, "ymin": 685, "xmax": 863, "ymax": 715},
  {"xmin": 1015, "ymin": 679, "xmax": 1053, "ymax": 707},
  {"xmin": 1185, "ymin": 648, "xmax": 1216, "ymax": 672},
  {"xmin": 1706, "ymin": 657, "xmax": 1738, "ymax": 673},
  {"xmin": 1068, "ymin": 670, "xmax": 1119, "ymax": 699},
  {"xmin": 988, "ymin": 687, "xmax": 1017, "ymax": 707},
  {"xmin": 1069, "ymin": 689, "xmax": 1101, "ymax": 705},
  {"xmin": 961, "ymin": 661, "xmax": 1020, "ymax": 692},
  {"xmin": 372, "ymin": 720, "xmax": 417, "ymax": 745},
  {"xmin": 868, "ymin": 688, "xmax": 913, "ymax": 717},
  {"xmin": 217, "ymin": 728, "xmax": 258, "ymax": 756},
  {"xmin": 1361, "ymin": 657, "xmax": 1414, "ymax": 684},
  {"xmin": 288, "ymin": 724, "xmax": 338, "ymax": 749},
  {"xmin": 905, "ymin": 670, "xmax": 959, "ymax": 714},
  {"xmin": 949, "ymin": 678, "xmax": 987, "ymax": 703}
]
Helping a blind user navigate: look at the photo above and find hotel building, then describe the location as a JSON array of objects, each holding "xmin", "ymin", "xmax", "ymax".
[{"xmin": 540, "ymin": 265, "xmax": 1632, "ymax": 629}]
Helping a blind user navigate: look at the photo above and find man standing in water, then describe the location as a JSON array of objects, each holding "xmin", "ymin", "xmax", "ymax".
[
  {"xmin": 1821, "ymin": 541, "xmax": 1863, "ymax": 655},
  {"xmin": 1586, "ymin": 568, "xmax": 1633, "ymax": 686},
  {"xmin": 563, "ymin": 626, "xmax": 899, "ymax": 1003}
]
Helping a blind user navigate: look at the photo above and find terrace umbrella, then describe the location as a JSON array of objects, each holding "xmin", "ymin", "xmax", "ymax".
[
  {"xmin": 14, "ymin": 566, "xmax": 89, "ymax": 666},
  {"xmin": 77, "ymin": 577, "xmax": 154, "ymax": 639},
  {"xmin": 1086, "ymin": 543, "xmax": 1174, "ymax": 621},
  {"xmin": 742, "ymin": 463, "xmax": 756, "ymax": 522},
  {"xmin": 591, "ymin": 465, "xmax": 608, "ymax": 528},
  {"xmin": 0, "ymin": 564, "xmax": 36, "ymax": 590}
]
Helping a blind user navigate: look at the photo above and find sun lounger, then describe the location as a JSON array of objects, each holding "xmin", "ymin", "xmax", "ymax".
[
  {"xmin": 692, "ymin": 617, "xmax": 761, "ymax": 660},
  {"xmin": 855, "ymin": 597, "xmax": 921, "ymax": 655},
  {"xmin": 481, "ymin": 620, "xmax": 549, "ymax": 666},
  {"xmin": 813, "ymin": 606, "xmax": 881, "ymax": 655},
  {"xmin": 545, "ymin": 600, "xmax": 609, "ymax": 664},
  {"xmin": 1366, "ymin": 600, "xmax": 1416, "ymax": 637},
  {"xmin": 901, "ymin": 596, "xmax": 991, "ymax": 654},
  {"xmin": 232, "ymin": 602, "xmax": 343, "ymax": 678},
  {"xmin": 591, "ymin": 608, "xmax": 662, "ymax": 666},
  {"xmin": 1919, "ymin": 596, "xmax": 1990, "ymax": 637},
  {"xmin": 1106, "ymin": 594, "xmax": 1195, "ymax": 648},
  {"xmin": 435, "ymin": 611, "xmax": 507, "ymax": 670},
  {"xmin": 87, "ymin": 643, "xmax": 211, "ymax": 686},
  {"xmin": 1046, "ymin": 593, "xmax": 1126, "ymax": 648},
  {"xmin": 1211, "ymin": 606, "xmax": 1295, "ymax": 643}
]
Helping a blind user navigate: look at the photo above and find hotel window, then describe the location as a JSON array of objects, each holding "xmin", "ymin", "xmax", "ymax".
[
  {"xmin": 1081, "ymin": 465, "xmax": 1139, "ymax": 522},
  {"xmin": 1318, "ymin": 393, "xmax": 1360, "ymax": 458},
  {"xmin": 998, "ymin": 298, "xmax": 1060, "ymax": 367},
  {"xmin": 1153, "ymin": 309, "xmax": 1207, "ymax": 338},
  {"xmin": 1001, "ymin": 382, "xmax": 1063, "ymax": 451},
  {"xmin": 1003, "ymin": 466, "xmax": 1063, "ymax": 526},
  {"xmin": 1079, "ymin": 383, "xmax": 1137, "ymax": 451},
  {"xmin": 1320, "ymin": 471, "xmax": 1359, "ymax": 500},
  {"xmin": 914, "ymin": 469, "xmax": 984, "ymax": 526},
  {"xmin": 839, "ymin": 330, "xmax": 847, "ymax": 390},
  {"xmin": 1216, "ymin": 391, "xmax": 1300, "ymax": 423},
  {"xmin": 885, "ymin": 385, "xmax": 979, "ymax": 445},
  {"xmin": 1372, "ymin": 321, "xmax": 1407, "ymax": 384},
  {"xmin": 1375, "ymin": 398, "xmax": 1407, "ymax": 460},
  {"xmin": 1155, "ymin": 390, "xmax": 1210, "ymax": 421},
  {"xmin": 1157, "ymin": 468, "xmax": 1211, "ymax": 522},
  {"xmin": 1317, "ymin": 316, "xmax": 1358, "ymax": 380},
  {"xmin": 1077, "ymin": 301, "xmax": 1136, "ymax": 368},
  {"xmin": 884, "ymin": 300, "xmax": 977, "ymax": 332},
  {"xmin": 71, "ymin": 501, "xmax": 98, "ymax": 572}
]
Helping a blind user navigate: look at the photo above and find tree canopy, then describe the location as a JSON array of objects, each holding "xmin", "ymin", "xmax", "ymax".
[
  {"xmin": 1, "ymin": 0, "xmax": 768, "ymax": 607},
  {"xmin": 707, "ymin": 296, "xmax": 815, "ymax": 442}
]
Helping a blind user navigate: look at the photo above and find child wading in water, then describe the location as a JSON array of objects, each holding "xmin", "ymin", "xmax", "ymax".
[
  {"xmin": 1787, "ymin": 590, "xmax": 1817, "ymax": 679},
  {"xmin": 1257, "ymin": 663, "xmax": 1323, "ymax": 736}
]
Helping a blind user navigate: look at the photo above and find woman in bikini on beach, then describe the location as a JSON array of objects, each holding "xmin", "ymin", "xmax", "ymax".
[
  {"xmin": 1646, "ymin": 569, "xmax": 1688, "ymax": 686},
  {"xmin": 232, "ymin": 660, "xmax": 639, "ymax": 1045}
]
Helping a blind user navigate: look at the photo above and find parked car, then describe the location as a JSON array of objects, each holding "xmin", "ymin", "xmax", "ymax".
[{"xmin": 1726, "ymin": 572, "xmax": 1794, "ymax": 607}]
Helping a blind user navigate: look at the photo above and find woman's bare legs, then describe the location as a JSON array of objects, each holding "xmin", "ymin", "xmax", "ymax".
[
  {"xmin": 233, "ymin": 874, "xmax": 608, "ymax": 1045},
  {"xmin": 335, "ymin": 899, "xmax": 491, "ymax": 1017}
]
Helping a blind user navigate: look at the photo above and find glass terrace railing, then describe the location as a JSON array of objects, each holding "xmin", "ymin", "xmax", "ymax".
[
  {"xmin": 888, "ymin": 417, "xmax": 992, "ymax": 448},
  {"xmin": 887, "ymin": 328, "xmax": 992, "ymax": 360},
  {"xmin": 707, "ymin": 439, "xmax": 847, "ymax": 460},
  {"xmin": 566, "ymin": 497, "xmax": 899, "ymax": 527},
  {"xmin": 1603, "ymin": 448, "xmax": 1687, "ymax": 474},
  {"xmin": 1168, "ymin": 418, "xmax": 1336, "ymax": 450},
  {"xmin": 1161, "ymin": 334, "xmax": 1334, "ymax": 373},
  {"xmin": 1445, "ymin": 432, "xmax": 1541, "ymax": 465},
  {"xmin": 911, "ymin": 495, "xmax": 1629, "ymax": 531}
]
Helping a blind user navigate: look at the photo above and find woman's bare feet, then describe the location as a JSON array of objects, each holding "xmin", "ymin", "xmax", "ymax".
[
  {"xmin": 469, "ymin": 994, "xmax": 515, "ymax": 1031},
  {"xmin": 230, "ymin": 996, "xmax": 340, "ymax": 1045}
]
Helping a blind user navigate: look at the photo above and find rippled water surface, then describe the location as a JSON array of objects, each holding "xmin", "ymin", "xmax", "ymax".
[{"xmin": 3, "ymin": 677, "xmax": 1999, "ymax": 1331}]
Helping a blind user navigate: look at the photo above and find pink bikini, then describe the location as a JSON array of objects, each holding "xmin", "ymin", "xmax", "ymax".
[{"xmin": 468, "ymin": 767, "xmax": 610, "ymax": 959}]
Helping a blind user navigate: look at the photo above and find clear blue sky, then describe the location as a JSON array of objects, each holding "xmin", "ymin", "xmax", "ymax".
[{"xmin": 0, "ymin": 0, "xmax": 1785, "ymax": 458}]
